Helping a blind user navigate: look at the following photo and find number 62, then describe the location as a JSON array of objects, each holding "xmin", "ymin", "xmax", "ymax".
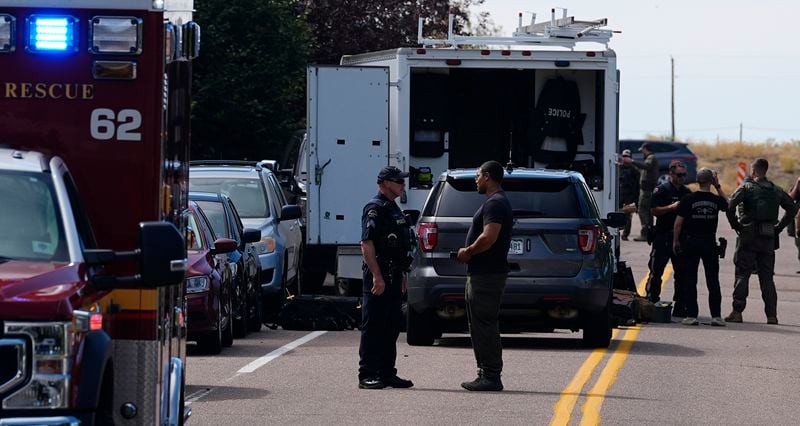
[{"xmin": 90, "ymin": 108, "xmax": 142, "ymax": 141}]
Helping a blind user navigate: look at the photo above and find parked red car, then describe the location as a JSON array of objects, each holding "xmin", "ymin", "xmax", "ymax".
[{"xmin": 185, "ymin": 202, "xmax": 237, "ymax": 354}]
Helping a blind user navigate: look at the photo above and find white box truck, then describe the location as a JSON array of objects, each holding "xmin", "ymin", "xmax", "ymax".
[{"xmin": 300, "ymin": 11, "xmax": 623, "ymax": 294}]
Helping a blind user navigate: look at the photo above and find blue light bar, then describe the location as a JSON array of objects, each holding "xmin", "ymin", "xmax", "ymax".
[{"xmin": 28, "ymin": 15, "xmax": 78, "ymax": 53}]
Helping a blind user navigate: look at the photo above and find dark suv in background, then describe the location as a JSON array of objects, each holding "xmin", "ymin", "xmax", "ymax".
[
  {"xmin": 619, "ymin": 140, "xmax": 699, "ymax": 183},
  {"xmin": 407, "ymin": 168, "xmax": 625, "ymax": 348}
]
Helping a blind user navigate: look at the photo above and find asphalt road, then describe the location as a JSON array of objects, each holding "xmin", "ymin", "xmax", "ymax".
[{"xmin": 185, "ymin": 218, "xmax": 800, "ymax": 425}]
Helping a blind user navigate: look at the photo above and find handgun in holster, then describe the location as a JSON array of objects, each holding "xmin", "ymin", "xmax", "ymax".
[{"xmin": 717, "ymin": 237, "xmax": 728, "ymax": 259}]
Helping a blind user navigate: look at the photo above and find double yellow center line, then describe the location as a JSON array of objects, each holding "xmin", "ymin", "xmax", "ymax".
[{"xmin": 550, "ymin": 264, "xmax": 674, "ymax": 426}]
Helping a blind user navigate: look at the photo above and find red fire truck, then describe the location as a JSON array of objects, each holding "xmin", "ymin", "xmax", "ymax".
[{"xmin": 0, "ymin": 1, "xmax": 200, "ymax": 424}]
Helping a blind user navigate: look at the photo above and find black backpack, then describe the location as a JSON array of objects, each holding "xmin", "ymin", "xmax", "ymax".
[{"xmin": 746, "ymin": 180, "xmax": 780, "ymax": 223}]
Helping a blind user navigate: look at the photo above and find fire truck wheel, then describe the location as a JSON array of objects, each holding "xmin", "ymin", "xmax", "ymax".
[
  {"xmin": 97, "ymin": 364, "xmax": 115, "ymax": 424},
  {"xmin": 222, "ymin": 298, "xmax": 234, "ymax": 348}
]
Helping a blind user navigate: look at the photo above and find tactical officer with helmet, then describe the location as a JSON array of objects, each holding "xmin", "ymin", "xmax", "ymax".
[
  {"xmin": 358, "ymin": 166, "xmax": 415, "ymax": 390},
  {"xmin": 725, "ymin": 158, "xmax": 796, "ymax": 324}
]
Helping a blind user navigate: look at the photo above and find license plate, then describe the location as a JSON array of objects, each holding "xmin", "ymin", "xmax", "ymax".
[{"xmin": 509, "ymin": 239, "xmax": 524, "ymax": 255}]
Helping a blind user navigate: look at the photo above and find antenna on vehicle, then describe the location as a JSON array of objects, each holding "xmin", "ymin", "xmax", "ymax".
[{"xmin": 506, "ymin": 130, "xmax": 515, "ymax": 173}]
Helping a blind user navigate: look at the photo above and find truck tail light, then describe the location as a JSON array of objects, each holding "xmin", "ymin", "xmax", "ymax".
[
  {"xmin": 417, "ymin": 222, "xmax": 438, "ymax": 252},
  {"xmin": 90, "ymin": 313, "xmax": 103, "ymax": 331},
  {"xmin": 578, "ymin": 225, "xmax": 599, "ymax": 254}
]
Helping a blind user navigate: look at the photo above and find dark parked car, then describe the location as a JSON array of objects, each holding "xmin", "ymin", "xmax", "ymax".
[
  {"xmin": 184, "ymin": 202, "xmax": 236, "ymax": 354},
  {"xmin": 190, "ymin": 161, "xmax": 303, "ymax": 318},
  {"xmin": 407, "ymin": 168, "xmax": 625, "ymax": 348},
  {"xmin": 619, "ymin": 140, "xmax": 698, "ymax": 183},
  {"xmin": 190, "ymin": 192, "xmax": 262, "ymax": 337}
]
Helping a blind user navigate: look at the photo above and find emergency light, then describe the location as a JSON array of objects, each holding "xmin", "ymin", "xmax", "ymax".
[
  {"xmin": 0, "ymin": 14, "xmax": 14, "ymax": 52},
  {"xmin": 90, "ymin": 16, "xmax": 142, "ymax": 54},
  {"xmin": 27, "ymin": 15, "xmax": 77, "ymax": 52}
]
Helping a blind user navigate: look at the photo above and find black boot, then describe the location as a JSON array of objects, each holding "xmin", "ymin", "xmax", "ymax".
[{"xmin": 461, "ymin": 370, "xmax": 503, "ymax": 392}]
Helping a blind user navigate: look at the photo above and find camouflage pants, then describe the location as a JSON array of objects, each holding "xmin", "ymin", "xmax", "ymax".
[
  {"xmin": 637, "ymin": 190, "xmax": 653, "ymax": 236},
  {"xmin": 731, "ymin": 236, "xmax": 777, "ymax": 317}
]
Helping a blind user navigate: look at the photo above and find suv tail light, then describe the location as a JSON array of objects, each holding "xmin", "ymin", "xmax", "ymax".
[
  {"xmin": 418, "ymin": 222, "xmax": 438, "ymax": 252},
  {"xmin": 578, "ymin": 225, "xmax": 599, "ymax": 254}
]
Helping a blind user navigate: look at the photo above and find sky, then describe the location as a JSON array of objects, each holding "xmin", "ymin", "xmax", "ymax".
[{"xmin": 474, "ymin": 1, "xmax": 800, "ymax": 143}]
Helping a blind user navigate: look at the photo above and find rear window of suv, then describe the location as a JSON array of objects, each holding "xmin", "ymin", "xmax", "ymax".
[
  {"xmin": 190, "ymin": 177, "xmax": 269, "ymax": 218},
  {"xmin": 431, "ymin": 177, "xmax": 582, "ymax": 218}
]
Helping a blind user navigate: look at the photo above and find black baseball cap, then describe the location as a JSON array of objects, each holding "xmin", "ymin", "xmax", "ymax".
[
  {"xmin": 639, "ymin": 142, "xmax": 653, "ymax": 152},
  {"xmin": 377, "ymin": 166, "xmax": 409, "ymax": 182}
]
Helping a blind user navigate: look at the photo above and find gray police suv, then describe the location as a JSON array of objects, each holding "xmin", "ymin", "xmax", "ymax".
[{"xmin": 407, "ymin": 168, "xmax": 624, "ymax": 348}]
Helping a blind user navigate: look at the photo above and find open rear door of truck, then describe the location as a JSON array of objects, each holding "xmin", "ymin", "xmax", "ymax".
[{"xmin": 306, "ymin": 66, "xmax": 390, "ymax": 245}]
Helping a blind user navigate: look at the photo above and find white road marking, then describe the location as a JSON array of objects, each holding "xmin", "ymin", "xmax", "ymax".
[
  {"xmin": 186, "ymin": 388, "xmax": 213, "ymax": 403},
  {"xmin": 237, "ymin": 331, "xmax": 327, "ymax": 373}
]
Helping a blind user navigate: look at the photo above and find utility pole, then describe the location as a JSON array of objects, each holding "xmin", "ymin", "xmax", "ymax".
[{"xmin": 670, "ymin": 56, "xmax": 675, "ymax": 141}]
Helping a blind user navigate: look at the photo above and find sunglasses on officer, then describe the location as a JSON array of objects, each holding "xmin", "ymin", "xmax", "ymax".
[{"xmin": 386, "ymin": 178, "xmax": 405, "ymax": 184}]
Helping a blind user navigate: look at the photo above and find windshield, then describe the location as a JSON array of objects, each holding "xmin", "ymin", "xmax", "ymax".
[
  {"xmin": 189, "ymin": 177, "xmax": 269, "ymax": 218},
  {"xmin": 195, "ymin": 200, "xmax": 230, "ymax": 239},
  {"xmin": 0, "ymin": 171, "xmax": 68, "ymax": 262},
  {"xmin": 434, "ymin": 177, "xmax": 583, "ymax": 218}
]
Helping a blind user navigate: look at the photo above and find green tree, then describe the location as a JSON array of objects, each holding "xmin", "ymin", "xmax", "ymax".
[
  {"xmin": 305, "ymin": 0, "xmax": 492, "ymax": 64},
  {"xmin": 192, "ymin": 0, "xmax": 311, "ymax": 160}
]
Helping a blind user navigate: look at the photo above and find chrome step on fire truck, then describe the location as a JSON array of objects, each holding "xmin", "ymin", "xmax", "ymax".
[
  {"xmin": 0, "ymin": 1, "xmax": 199, "ymax": 424},
  {"xmin": 299, "ymin": 9, "xmax": 624, "ymax": 294}
]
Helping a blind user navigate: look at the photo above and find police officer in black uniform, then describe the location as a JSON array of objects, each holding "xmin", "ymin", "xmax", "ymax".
[
  {"xmin": 646, "ymin": 161, "xmax": 691, "ymax": 316},
  {"xmin": 358, "ymin": 166, "xmax": 415, "ymax": 390}
]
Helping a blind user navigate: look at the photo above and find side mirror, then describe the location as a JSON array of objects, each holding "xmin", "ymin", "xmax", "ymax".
[
  {"xmin": 280, "ymin": 205, "xmax": 302, "ymax": 221},
  {"xmin": 85, "ymin": 222, "xmax": 186, "ymax": 289},
  {"xmin": 242, "ymin": 228, "xmax": 261, "ymax": 244},
  {"xmin": 139, "ymin": 221, "xmax": 186, "ymax": 287},
  {"xmin": 211, "ymin": 238, "xmax": 238, "ymax": 254},
  {"xmin": 403, "ymin": 209, "xmax": 421, "ymax": 226},
  {"xmin": 603, "ymin": 212, "xmax": 627, "ymax": 229}
]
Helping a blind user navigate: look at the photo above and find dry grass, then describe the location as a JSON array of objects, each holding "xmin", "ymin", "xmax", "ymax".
[{"xmin": 684, "ymin": 140, "xmax": 800, "ymax": 193}]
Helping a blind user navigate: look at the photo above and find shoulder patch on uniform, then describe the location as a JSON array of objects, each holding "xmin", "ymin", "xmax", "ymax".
[
  {"xmin": 368, "ymin": 209, "xmax": 378, "ymax": 218},
  {"xmin": 653, "ymin": 187, "xmax": 661, "ymax": 195}
]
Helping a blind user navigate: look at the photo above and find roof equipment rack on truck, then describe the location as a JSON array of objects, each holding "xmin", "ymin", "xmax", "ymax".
[
  {"xmin": 0, "ymin": 1, "xmax": 200, "ymax": 424},
  {"xmin": 297, "ymin": 9, "xmax": 628, "ymax": 298},
  {"xmin": 418, "ymin": 8, "xmax": 615, "ymax": 49}
]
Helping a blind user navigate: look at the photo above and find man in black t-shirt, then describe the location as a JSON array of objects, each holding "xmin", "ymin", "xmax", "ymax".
[
  {"xmin": 456, "ymin": 160, "xmax": 513, "ymax": 392},
  {"xmin": 646, "ymin": 161, "xmax": 691, "ymax": 312},
  {"xmin": 673, "ymin": 168, "xmax": 729, "ymax": 326}
]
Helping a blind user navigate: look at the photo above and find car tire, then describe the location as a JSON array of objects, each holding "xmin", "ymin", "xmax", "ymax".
[
  {"xmin": 248, "ymin": 288, "xmax": 263, "ymax": 332},
  {"xmin": 233, "ymin": 285, "xmax": 248, "ymax": 338},
  {"xmin": 221, "ymin": 298, "xmax": 233, "ymax": 348},
  {"xmin": 582, "ymin": 305, "xmax": 612, "ymax": 348},
  {"xmin": 406, "ymin": 306, "xmax": 436, "ymax": 346},
  {"xmin": 290, "ymin": 246, "xmax": 302, "ymax": 295},
  {"xmin": 198, "ymin": 309, "xmax": 223, "ymax": 355},
  {"xmin": 299, "ymin": 248, "xmax": 327, "ymax": 295}
]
